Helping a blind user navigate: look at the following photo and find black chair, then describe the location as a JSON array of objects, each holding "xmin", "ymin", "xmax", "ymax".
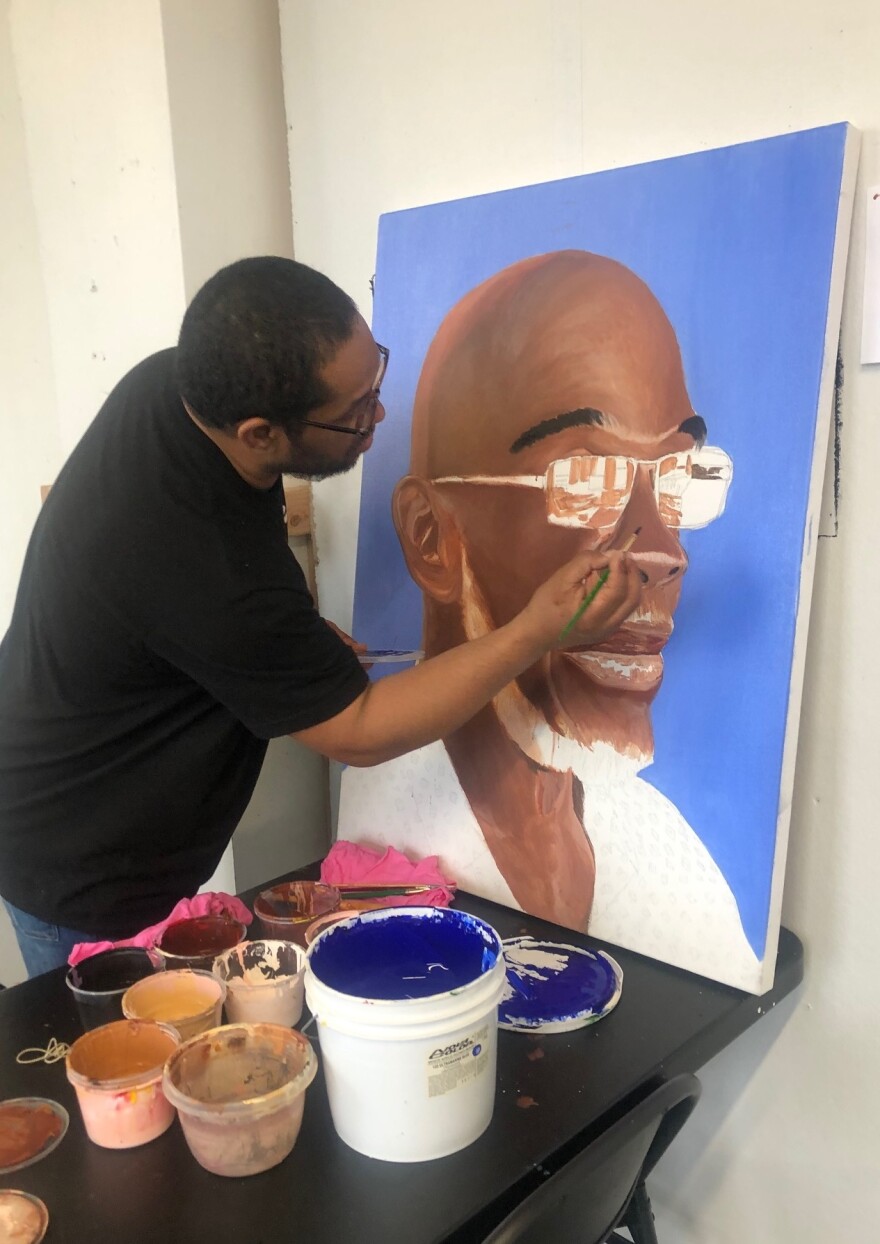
[{"xmin": 481, "ymin": 1073, "xmax": 701, "ymax": 1244}]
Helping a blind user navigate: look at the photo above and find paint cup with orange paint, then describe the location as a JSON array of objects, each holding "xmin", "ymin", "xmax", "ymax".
[{"xmin": 122, "ymin": 968, "xmax": 225, "ymax": 1042}]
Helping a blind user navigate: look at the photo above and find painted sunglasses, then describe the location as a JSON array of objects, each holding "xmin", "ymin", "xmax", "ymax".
[{"xmin": 433, "ymin": 446, "xmax": 733, "ymax": 535}]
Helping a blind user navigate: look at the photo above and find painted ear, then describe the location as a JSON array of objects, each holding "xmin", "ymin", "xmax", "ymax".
[{"xmin": 392, "ymin": 476, "xmax": 463, "ymax": 604}]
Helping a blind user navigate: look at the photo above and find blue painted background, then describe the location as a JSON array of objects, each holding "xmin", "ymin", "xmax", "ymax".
[{"xmin": 352, "ymin": 124, "xmax": 849, "ymax": 959}]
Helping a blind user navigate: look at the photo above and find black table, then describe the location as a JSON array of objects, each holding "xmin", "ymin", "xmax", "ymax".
[{"xmin": 0, "ymin": 869, "xmax": 803, "ymax": 1243}]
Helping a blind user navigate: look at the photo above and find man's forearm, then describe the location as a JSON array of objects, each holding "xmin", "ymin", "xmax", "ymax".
[
  {"xmin": 319, "ymin": 616, "xmax": 545, "ymax": 766},
  {"xmin": 291, "ymin": 548, "xmax": 642, "ymax": 766}
]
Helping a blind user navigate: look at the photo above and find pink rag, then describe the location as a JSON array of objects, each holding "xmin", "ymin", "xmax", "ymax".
[
  {"xmin": 320, "ymin": 841, "xmax": 456, "ymax": 906},
  {"xmin": 67, "ymin": 892, "xmax": 253, "ymax": 966}
]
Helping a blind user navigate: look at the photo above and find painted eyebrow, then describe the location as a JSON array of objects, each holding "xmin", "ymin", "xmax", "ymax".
[
  {"xmin": 509, "ymin": 409, "xmax": 709, "ymax": 454},
  {"xmin": 509, "ymin": 408, "xmax": 604, "ymax": 454},
  {"xmin": 678, "ymin": 414, "xmax": 707, "ymax": 446}
]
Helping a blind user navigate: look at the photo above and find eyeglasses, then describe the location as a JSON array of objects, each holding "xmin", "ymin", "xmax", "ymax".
[
  {"xmin": 433, "ymin": 446, "xmax": 733, "ymax": 535},
  {"xmin": 298, "ymin": 344, "xmax": 389, "ymax": 438}
]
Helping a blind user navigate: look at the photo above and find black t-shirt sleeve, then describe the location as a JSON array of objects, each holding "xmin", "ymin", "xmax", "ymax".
[{"xmin": 144, "ymin": 555, "xmax": 369, "ymax": 740}]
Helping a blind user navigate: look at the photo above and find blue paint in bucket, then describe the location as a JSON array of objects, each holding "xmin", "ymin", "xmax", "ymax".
[{"xmin": 308, "ymin": 907, "xmax": 500, "ymax": 1000}]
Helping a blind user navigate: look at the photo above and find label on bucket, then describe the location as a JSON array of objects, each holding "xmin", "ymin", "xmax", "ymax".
[{"xmin": 427, "ymin": 1025, "xmax": 489, "ymax": 1098}]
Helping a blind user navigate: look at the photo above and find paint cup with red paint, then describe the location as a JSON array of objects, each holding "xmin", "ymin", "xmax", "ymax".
[{"xmin": 154, "ymin": 915, "xmax": 246, "ymax": 971}]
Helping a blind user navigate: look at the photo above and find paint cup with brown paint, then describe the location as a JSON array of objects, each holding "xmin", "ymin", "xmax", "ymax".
[
  {"xmin": 254, "ymin": 882, "xmax": 340, "ymax": 946},
  {"xmin": 122, "ymin": 968, "xmax": 226, "ymax": 1042},
  {"xmin": 154, "ymin": 915, "xmax": 246, "ymax": 971},
  {"xmin": 65, "ymin": 1019, "xmax": 179, "ymax": 1149},
  {"xmin": 304, "ymin": 909, "xmax": 357, "ymax": 946},
  {"xmin": 162, "ymin": 1022, "xmax": 317, "ymax": 1177},
  {"xmin": 212, "ymin": 940, "xmax": 306, "ymax": 1027}
]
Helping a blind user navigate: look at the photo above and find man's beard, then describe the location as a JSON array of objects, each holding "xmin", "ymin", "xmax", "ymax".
[
  {"xmin": 457, "ymin": 548, "xmax": 651, "ymax": 778},
  {"xmin": 280, "ymin": 440, "xmax": 361, "ymax": 481}
]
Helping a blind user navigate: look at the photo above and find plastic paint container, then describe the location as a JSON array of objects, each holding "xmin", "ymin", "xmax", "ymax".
[
  {"xmin": 154, "ymin": 916, "xmax": 246, "ymax": 971},
  {"xmin": 65, "ymin": 1019, "xmax": 179, "ymax": 1149},
  {"xmin": 254, "ymin": 882, "xmax": 340, "ymax": 947},
  {"xmin": 0, "ymin": 1190, "xmax": 49, "ymax": 1244},
  {"xmin": 304, "ymin": 909, "xmax": 357, "ymax": 946},
  {"xmin": 162, "ymin": 1023, "xmax": 317, "ymax": 1177},
  {"xmin": 212, "ymin": 940, "xmax": 306, "ymax": 1026},
  {"xmin": 65, "ymin": 947, "xmax": 164, "ymax": 1031},
  {"xmin": 0, "ymin": 1099, "xmax": 68, "ymax": 1174},
  {"xmin": 122, "ymin": 969, "xmax": 226, "ymax": 1041},
  {"xmin": 304, "ymin": 906, "xmax": 506, "ymax": 1163}
]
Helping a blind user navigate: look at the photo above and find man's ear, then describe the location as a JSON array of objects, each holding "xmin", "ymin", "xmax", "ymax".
[
  {"xmin": 235, "ymin": 418, "xmax": 282, "ymax": 455},
  {"xmin": 392, "ymin": 476, "xmax": 463, "ymax": 604}
]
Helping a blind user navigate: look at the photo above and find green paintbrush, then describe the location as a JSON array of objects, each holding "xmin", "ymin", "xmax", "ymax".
[{"xmin": 558, "ymin": 528, "xmax": 641, "ymax": 643}]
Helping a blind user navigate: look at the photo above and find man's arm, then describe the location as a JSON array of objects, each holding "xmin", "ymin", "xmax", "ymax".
[{"xmin": 291, "ymin": 550, "xmax": 641, "ymax": 766}]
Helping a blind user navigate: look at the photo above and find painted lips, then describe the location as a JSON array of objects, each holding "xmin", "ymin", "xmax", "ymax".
[
  {"xmin": 563, "ymin": 615, "xmax": 673, "ymax": 691},
  {"xmin": 563, "ymin": 650, "xmax": 665, "ymax": 691}
]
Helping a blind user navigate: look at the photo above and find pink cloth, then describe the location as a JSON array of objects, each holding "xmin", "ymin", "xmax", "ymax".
[
  {"xmin": 320, "ymin": 841, "xmax": 456, "ymax": 906},
  {"xmin": 67, "ymin": 892, "xmax": 253, "ymax": 966}
]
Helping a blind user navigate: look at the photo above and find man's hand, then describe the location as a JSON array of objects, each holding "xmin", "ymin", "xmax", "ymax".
[
  {"xmin": 325, "ymin": 619, "xmax": 369, "ymax": 654},
  {"xmin": 519, "ymin": 549, "xmax": 643, "ymax": 650}
]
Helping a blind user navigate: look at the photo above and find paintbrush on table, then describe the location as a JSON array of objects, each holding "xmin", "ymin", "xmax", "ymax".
[{"xmin": 334, "ymin": 884, "xmax": 450, "ymax": 899}]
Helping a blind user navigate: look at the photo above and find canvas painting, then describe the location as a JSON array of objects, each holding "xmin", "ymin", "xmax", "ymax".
[{"xmin": 338, "ymin": 123, "xmax": 859, "ymax": 993}]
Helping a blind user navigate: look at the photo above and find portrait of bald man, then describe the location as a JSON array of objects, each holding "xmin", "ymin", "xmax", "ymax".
[{"xmin": 341, "ymin": 250, "xmax": 758, "ymax": 983}]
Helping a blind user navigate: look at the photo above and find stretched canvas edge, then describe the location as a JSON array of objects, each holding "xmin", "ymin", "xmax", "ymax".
[{"xmin": 756, "ymin": 122, "xmax": 861, "ymax": 994}]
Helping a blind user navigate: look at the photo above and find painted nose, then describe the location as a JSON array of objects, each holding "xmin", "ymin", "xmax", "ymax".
[{"xmin": 617, "ymin": 464, "xmax": 688, "ymax": 588}]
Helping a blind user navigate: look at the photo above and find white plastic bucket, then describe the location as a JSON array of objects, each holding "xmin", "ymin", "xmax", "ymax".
[{"xmin": 304, "ymin": 906, "xmax": 505, "ymax": 1163}]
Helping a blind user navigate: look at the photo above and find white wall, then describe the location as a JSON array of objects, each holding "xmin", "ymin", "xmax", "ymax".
[
  {"xmin": 160, "ymin": 0, "xmax": 294, "ymax": 301},
  {"xmin": 157, "ymin": 0, "xmax": 332, "ymax": 895},
  {"xmin": 0, "ymin": 0, "xmax": 326, "ymax": 984},
  {"xmin": 0, "ymin": 1, "xmax": 56, "ymax": 984},
  {"xmin": 9, "ymin": 0, "xmax": 187, "ymax": 456},
  {"xmin": 279, "ymin": 1, "xmax": 880, "ymax": 1239}
]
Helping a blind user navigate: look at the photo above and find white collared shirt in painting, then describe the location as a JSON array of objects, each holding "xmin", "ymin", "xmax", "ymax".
[{"xmin": 339, "ymin": 740, "xmax": 761, "ymax": 992}]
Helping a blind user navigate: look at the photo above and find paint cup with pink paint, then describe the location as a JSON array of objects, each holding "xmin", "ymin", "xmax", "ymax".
[
  {"xmin": 212, "ymin": 940, "xmax": 306, "ymax": 1027},
  {"xmin": 65, "ymin": 1019, "xmax": 179, "ymax": 1149},
  {"xmin": 162, "ymin": 1022, "xmax": 317, "ymax": 1177}
]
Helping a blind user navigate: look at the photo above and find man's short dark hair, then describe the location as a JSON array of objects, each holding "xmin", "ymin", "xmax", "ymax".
[{"xmin": 176, "ymin": 257, "xmax": 359, "ymax": 430}]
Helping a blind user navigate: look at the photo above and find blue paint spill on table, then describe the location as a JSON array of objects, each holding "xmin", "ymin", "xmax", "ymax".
[{"xmin": 498, "ymin": 937, "xmax": 623, "ymax": 1033}]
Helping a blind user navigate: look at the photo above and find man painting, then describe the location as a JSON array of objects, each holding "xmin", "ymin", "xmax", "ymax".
[
  {"xmin": 0, "ymin": 255, "xmax": 641, "ymax": 977},
  {"xmin": 341, "ymin": 250, "xmax": 758, "ymax": 985}
]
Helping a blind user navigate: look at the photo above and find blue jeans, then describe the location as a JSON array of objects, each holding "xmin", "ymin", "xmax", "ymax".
[{"xmin": 2, "ymin": 899, "xmax": 96, "ymax": 979}]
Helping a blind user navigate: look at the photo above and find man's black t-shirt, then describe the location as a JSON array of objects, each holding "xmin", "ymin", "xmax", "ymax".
[{"xmin": 0, "ymin": 350, "xmax": 368, "ymax": 936}]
